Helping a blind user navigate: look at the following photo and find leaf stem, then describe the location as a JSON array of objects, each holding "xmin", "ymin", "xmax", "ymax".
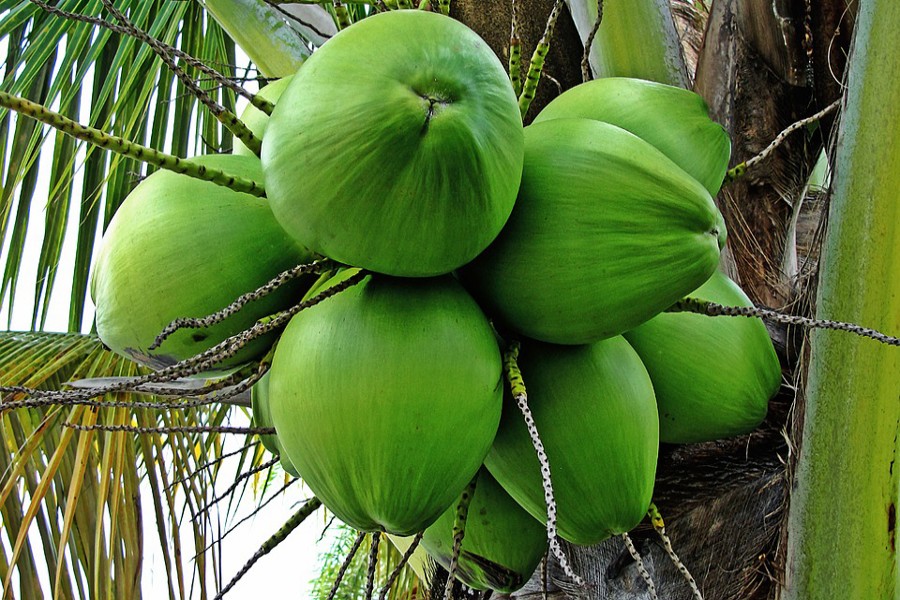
[{"xmin": 0, "ymin": 91, "xmax": 266, "ymax": 197}]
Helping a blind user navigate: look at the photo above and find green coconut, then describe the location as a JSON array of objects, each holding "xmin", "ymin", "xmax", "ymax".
[
  {"xmin": 262, "ymin": 10, "xmax": 524, "ymax": 277},
  {"xmin": 268, "ymin": 271, "xmax": 503, "ymax": 535},
  {"xmin": 250, "ymin": 372, "xmax": 300, "ymax": 477},
  {"xmin": 623, "ymin": 270, "xmax": 782, "ymax": 443},
  {"xmin": 485, "ymin": 336, "xmax": 658, "ymax": 546},
  {"xmin": 421, "ymin": 467, "xmax": 547, "ymax": 593},
  {"xmin": 233, "ymin": 76, "xmax": 294, "ymax": 157},
  {"xmin": 532, "ymin": 77, "xmax": 731, "ymax": 196},
  {"xmin": 461, "ymin": 118, "xmax": 725, "ymax": 345},
  {"xmin": 90, "ymin": 154, "xmax": 314, "ymax": 370}
]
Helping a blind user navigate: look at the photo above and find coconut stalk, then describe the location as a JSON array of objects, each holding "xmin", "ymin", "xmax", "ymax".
[
  {"xmin": 565, "ymin": 0, "xmax": 688, "ymax": 87},
  {"xmin": 783, "ymin": 0, "xmax": 900, "ymax": 597}
]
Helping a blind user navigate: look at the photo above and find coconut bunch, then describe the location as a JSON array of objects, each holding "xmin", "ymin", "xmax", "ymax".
[{"xmin": 89, "ymin": 9, "xmax": 781, "ymax": 595}]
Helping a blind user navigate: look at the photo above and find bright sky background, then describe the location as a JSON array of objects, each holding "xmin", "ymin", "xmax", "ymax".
[{"xmin": 0, "ymin": 30, "xmax": 339, "ymax": 598}]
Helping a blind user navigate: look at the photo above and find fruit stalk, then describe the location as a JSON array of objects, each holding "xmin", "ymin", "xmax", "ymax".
[
  {"xmin": 148, "ymin": 259, "xmax": 333, "ymax": 351},
  {"xmin": 28, "ymin": 0, "xmax": 275, "ymax": 115},
  {"xmin": 666, "ymin": 298, "xmax": 899, "ymax": 346},
  {"xmin": 442, "ymin": 476, "xmax": 477, "ymax": 600},
  {"xmin": 509, "ymin": 0, "xmax": 522, "ymax": 95},
  {"xmin": 648, "ymin": 504, "xmax": 702, "ymax": 599},
  {"xmin": 214, "ymin": 497, "xmax": 323, "ymax": 600},
  {"xmin": 99, "ymin": 0, "xmax": 264, "ymax": 155},
  {"xmin": 580, "ymin": 1, "xmax": 604, "ymax": 81},
  {"xmin": 0, "ymin": 91, "xmax": 265, "ymax": 197},
  {"xmin": 326, "ymin": 531, "xmax": 367, "ymax": 600},
  {"xmin": 518, "ymin": 0, "xmax": 565, "ymax": 117},
  {"xmin": 621, "ymin": 533, "xmax": 658, "ymax": 600},
  {"xmin": 378, "ymin": 532, "xmax": 423, "ymax": 600},
  {"xmin": 503, "ymin": 342, "xmax": 584, "ymax": 586},
  {"xmin": 364, "ymin": 533, "xmax": 381, "ymax": 600}
]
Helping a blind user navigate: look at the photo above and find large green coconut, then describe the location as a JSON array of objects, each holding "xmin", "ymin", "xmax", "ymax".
[
  {"xmin": 262, "ymin": 10, "xmax": 524, "ymax": 277},
  {"xmin": 624, "ymin": 270, "xmax": 782, "ymax": 443},
  {"xmin": 532, "ymin": 77, "xmax": 731, "ymax": 196},
  {"xmin": 268, "ymin": 271, "xmax": 503, "ymax": 535},
  {"xmin": 421, "ymin": 467, "xmax": 547, "ymax": 593},
  {"xmin": 250, "ymin": 372, "xmax": 300, "ymax": 477},
  {"xmin": 90, "ymin": 154, "xmax": 314, "ymax": 370},
  {"xmin": 485, "ymin": 336, "xmax": 658, "ymax": 546},
  {"xmin": 461, "ymin": 118, "xmax": 724, "ymax": 345},
  {"xmin": 233, "ymin": 76, "xmax": 294, "ymax": 157}
]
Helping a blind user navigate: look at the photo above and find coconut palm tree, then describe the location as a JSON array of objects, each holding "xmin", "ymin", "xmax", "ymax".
[{"xmin": 0, "ymin": 0, "xmax": 897, "ymax": 598}]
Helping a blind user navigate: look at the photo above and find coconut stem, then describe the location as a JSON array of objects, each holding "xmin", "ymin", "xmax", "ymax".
[
  {"xmin": 0, "ymin": 271, "xmax": 367, "ymax": 407},
  {"xmin": 62, "ymin": 423, "xmax": 274, "ymax": 435},
  {"xmin": 581, "ymin": 1, "xmax": 604, "ymax": 82},
  {"xmin": 27, "ymin": 0, "xmax": 276, "ymax": 116},
  {"xmin": 436, "ymin": 0, "xmax": 450, "ymax": 16},
  {"xmin": 518, "ymin": 0, "xmax": 564, "ymax": 118},
  {"xmin": 666, "ymin": 298, "xmax": 900, "ymax": 346},
  {"xmin": 1, "ymin": 362, "xmax": 266, "ymax": 413},
  {"xmin": 540, "ymin": 553, "xmax": 549, "ymax": 599},
  {"xmin": 725, "ymin": 99, "xmax": 839, "ymax": 183},
  {"xmin": 621, "ymin": 533, "xmax": 658, "ymax": 600},
  {"xmin": 509, "ymin": 0, "xmax": 522, "ymax": 95},
  {"xmin": 443, "ymin": 475, "xmax": 478, "ymax": 600},
  {"xmin": 194, "ymin": 480, "xmax": 300, "ymax": 559},
  {"xmin": 326, "ymin": 531, "xmax": 368, "ymax": 600},
  {"xmin": 169, "ymin": 440, "xmax": 261, "ymax": 491},
  {"xmin": 365, "ymin": 532, "xmax": 382, "ymax": 600},
  {"xmin": 213, "ymin": 497, "xmax": 323, "ymax": 600},
  {"xmin": 194, "ymin": 457, "xmax": 281, "ymax": 519},
  {"xmin": 378, "ymin": 531, "xmax": 423, "ymax": 600},
  {"xmin": 149, "ymin": 259, "xmax": 334, "ymax": 351},
  {"xmin": 648, "ymin": 504, "xmax": 703, "ymax": 600},
  {"xmin": 0, "ymin": 91, "xmax": 266, "ymax": 197},
  {"xmin": 503, "ymin": 341, "xmax": 584, "ymax": 587},
  {"xmin": 98, "ymin": 0, "xmax": 265, "ymax": 156}
]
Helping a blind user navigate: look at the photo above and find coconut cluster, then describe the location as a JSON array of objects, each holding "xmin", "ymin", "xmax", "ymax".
[{"xmin": 90, "ymin": 9, "xmax": 781, "ymax": 594}]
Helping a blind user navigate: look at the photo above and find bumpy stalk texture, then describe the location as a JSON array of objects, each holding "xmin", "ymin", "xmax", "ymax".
[
  {"xmin": 503, "ymin": 343, "xmax": 584, "ymax": 586},
  {"xmin": 0, "ymin": 91, "xmax": 265, "ymax": 197}
]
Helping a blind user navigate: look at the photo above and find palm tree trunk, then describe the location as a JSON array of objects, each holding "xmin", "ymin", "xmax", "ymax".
[{"xmin": 782, "ymin": 1, "xmax": 900, "ymax": 596}]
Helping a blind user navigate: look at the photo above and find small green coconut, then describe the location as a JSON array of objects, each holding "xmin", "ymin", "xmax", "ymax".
[
  {"xmin": 421, "ymin": 467, "xmax": 547, "ymax": 593},
  {"xmin": 533, "ymin": 77, "xmax": 731, "ymax": 196},
  {"xmin": 269, "ymin": 271, "xmax": 503, "ymax": 535},
  {"xmin": 461, "ymin": 118, "xmax": 724, "ymax": 345},
  {"xmin": 250, "ymin": 371, "xmax": 300, "ymax": 477},
  {"xmin": 233, "ymin": 76, "xmax": 293, "ymax": 157},
  {"xmin": 624, "ymin": 270, "xmax": 782, "ymax": 443},
  {"xmin": 90, "ymin": 154, "xmax": 314, "ymax": 370},
  {"xmin": 485, "ymin": 336, "xmax": 659, "ymax": 546}
]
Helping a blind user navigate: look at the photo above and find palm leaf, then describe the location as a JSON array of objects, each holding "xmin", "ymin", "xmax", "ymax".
[
  {"xmin": 0, "ymin": 331, "xmax": 274, "ymax": 599},
  {"xmin": 0, "ymin": 0, "xmax": 244, "ymax": 331}
]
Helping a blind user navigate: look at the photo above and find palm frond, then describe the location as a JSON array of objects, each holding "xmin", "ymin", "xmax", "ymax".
[
  {"xmin": 0, "ymin": 331, "xmax": 272, "ymax": 598},
  {"xmin": 0, "ymin": 0, "xmax": 243, "ymax": 332}
]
